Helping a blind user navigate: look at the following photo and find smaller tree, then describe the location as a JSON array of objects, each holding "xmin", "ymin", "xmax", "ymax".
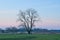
[
  {"xmin": 11, "ymin": 27, "xmax": 18, "ymax": 33},
  {"xmin": 17, "ymin": 8, "xmax": 39, "ymax": 34},
  {"xmin": 0, "ymin": 28, "xmax": 4, "ymax": 33},
  {"xmin": 6, "ymin": 27, "xmax": 12, "ymax": 33},
  {"xmin": 6, "ymin": 27, "xmax": 18, "ymax": 33}
]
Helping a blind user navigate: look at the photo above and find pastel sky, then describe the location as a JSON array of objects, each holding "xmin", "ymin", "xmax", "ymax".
[{"xmin": 0, "ymin": 0, "xmax": 60, "ymax": 30}]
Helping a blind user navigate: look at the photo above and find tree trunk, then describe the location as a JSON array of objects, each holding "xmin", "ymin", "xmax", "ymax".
[{"xmin": 28, "ymin": 31, "xmax": 31, "ymax": 34}]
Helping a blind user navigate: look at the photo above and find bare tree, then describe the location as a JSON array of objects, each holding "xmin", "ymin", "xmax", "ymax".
[{"xmin": 17, "ymin": 8, "xmax": 39, "ymax": 34}]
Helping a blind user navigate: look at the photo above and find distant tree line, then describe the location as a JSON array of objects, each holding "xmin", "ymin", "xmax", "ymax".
[{"xmin": 0, "ymin": 27, "xmax": 60, "ymax": 34}]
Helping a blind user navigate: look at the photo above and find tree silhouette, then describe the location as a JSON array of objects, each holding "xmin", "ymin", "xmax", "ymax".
[{"xmin": 17, "ymin": 8, "xmax": 39, "ymax": 34}]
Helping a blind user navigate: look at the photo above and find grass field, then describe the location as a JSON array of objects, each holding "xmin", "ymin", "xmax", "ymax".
[{"xmin": 0, "ymin": 34, "xmax": 60, "ymax": 40}]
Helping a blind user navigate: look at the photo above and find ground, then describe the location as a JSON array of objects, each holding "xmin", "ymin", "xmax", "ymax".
[{"xmin": 0, "ymin": 33, "xmax": 60, "ymax": 40}]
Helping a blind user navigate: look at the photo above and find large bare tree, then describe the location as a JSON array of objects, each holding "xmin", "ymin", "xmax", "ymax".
[{"xmin": 17, "ymin": 8, "xmax": 39, "ymax": 34}]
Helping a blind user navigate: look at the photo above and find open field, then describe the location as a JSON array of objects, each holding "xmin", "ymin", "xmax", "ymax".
[{"xmin": 0, "ymin": 34, "xmax": 60, "ymax": 40}]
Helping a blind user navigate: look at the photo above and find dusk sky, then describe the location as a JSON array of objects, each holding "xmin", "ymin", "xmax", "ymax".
[{"xmin": 0, "ymin": 0, "xmax": 60, "ymax": 30}]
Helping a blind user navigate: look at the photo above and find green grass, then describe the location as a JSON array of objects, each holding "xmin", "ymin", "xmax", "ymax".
[{"xmin": 0, "ymin": 34, "xmax": 60, "ymax": 40}]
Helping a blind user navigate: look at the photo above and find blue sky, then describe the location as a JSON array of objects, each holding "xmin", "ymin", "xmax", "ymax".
[{"xmin": 0, "ymin": 0, "xmax": 60, "ymax": 29}]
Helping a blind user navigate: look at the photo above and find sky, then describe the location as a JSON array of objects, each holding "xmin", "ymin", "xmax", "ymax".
[{"xmin": 0, "ymin": 0, "xmax": 60, "ymax": 30}]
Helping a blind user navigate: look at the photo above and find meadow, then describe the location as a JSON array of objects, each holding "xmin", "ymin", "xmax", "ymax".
[{"xmin": 0, "ymin": 34, "xmax": 60, "ymax": 40}]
